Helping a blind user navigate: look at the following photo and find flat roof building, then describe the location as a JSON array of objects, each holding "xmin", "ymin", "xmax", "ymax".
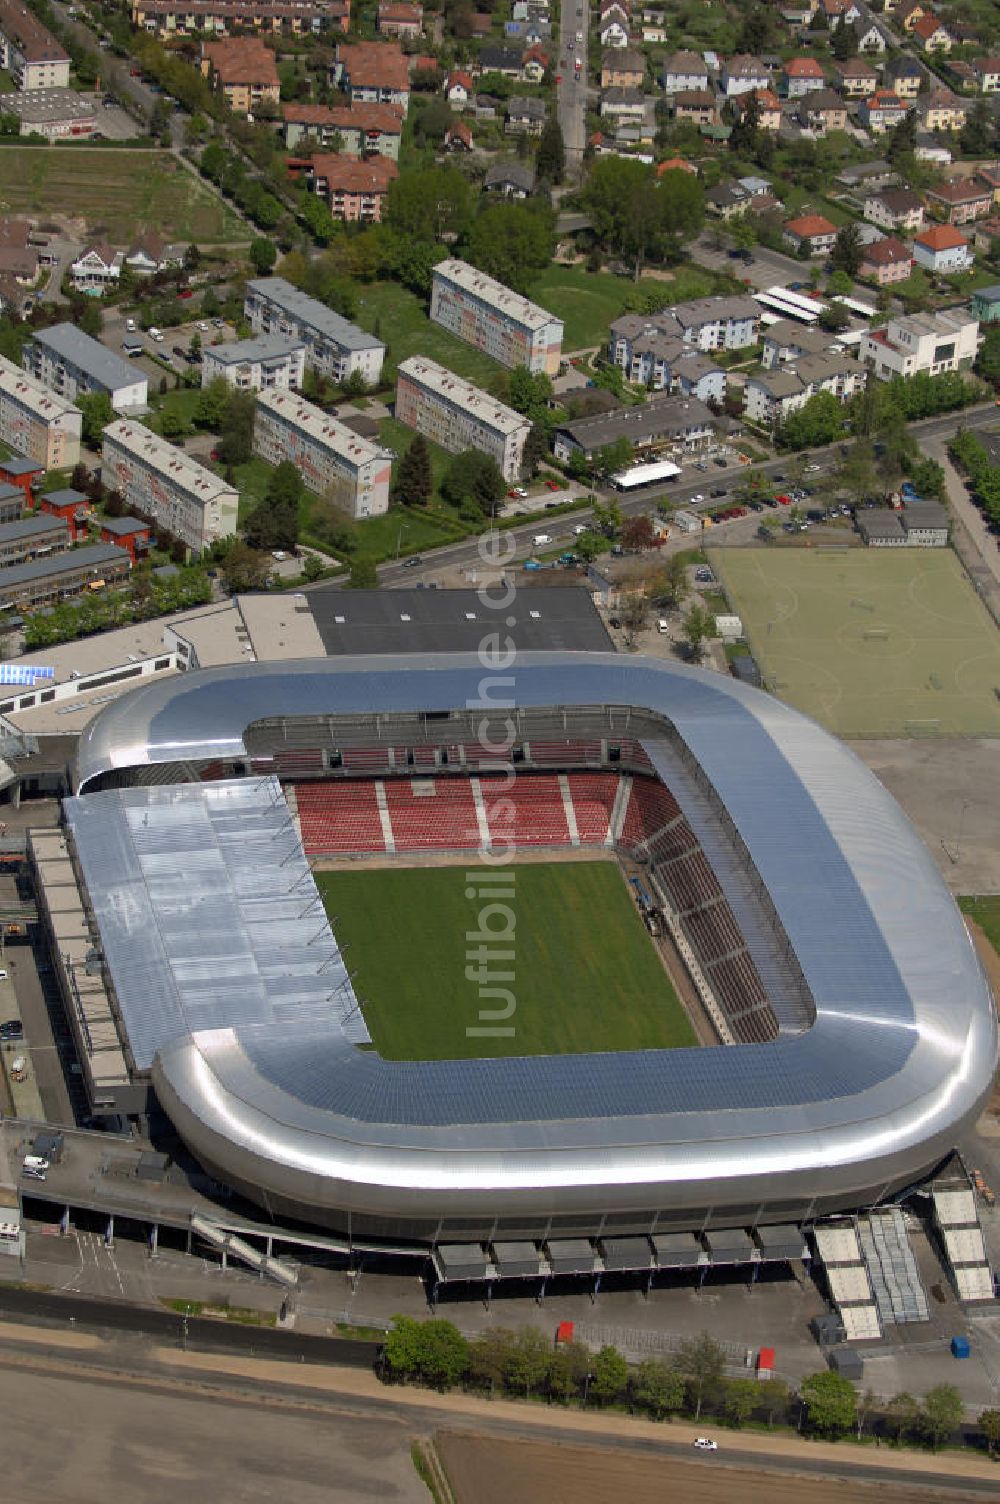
[
  {"xmin": 0, "ymin": 541, "xmax": 130, "ymax": 609},
  {"xmin": 7, "ymin": 86, "xmax": 95, "ymax": 138},
  {"xmin": 430, "ymin": 258, "xmax": 563, "ymax": 376},
  {"xmin": 0, "ymin": 480, "xmax": 24, "ymax": 524},
  {"xmin": 23, "ymin": 323, "xmax": 148, "ymax": 412},
  {"xmin": 0, "ymin": 510, "xmax": 68, "ymax": 567},
  {"xmin": 244, "ymin": 277, "xmax": 385, "ymax": 387},
  {"xmin": 202, "ymin": 334, "xmax": 305, "ymax": 393},
  {"xmin": 254, "ymin": 388, "xmax": 391, "ymax": 518},
  {"xmin": 0, "ymin": 352, "xmax": 81, "ymax": 470},
  {"xmin": 553, "ymin": 393, "xmax": 714, "ymax": 462},
  {"xmin": 101, "ymin": 421, "xmax": 238, "ymax": 554},
  {"xmin": 395, "ymin": 356, "xmax": 530, "ymax": 481}
]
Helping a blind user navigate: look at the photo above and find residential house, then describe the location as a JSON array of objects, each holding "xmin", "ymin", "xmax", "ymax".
[
  {"xmin": 975, "ymin": 164, "xmax": 1000, "ymax": 205},
  {"xmin": 600, "ymin": 87, "xmax": 646, "ymax": 122},
  {"xmin": 855, "ymin": 12, "xmax": 889, "ymax": 53},
  {"xmin": 377, "ymin": 2, "xmax": 422, "ymax": 38},
  {"xmin": 444, "ymin": 118, "xmax": 473, "ymax": 150},
  {"xmin": 970, "ymin": 284, "xmax": 1000, "ymax": 323},
  {"xmin": 200, "ymin": 37, "xmax": 280, "ymax": 118},
  {"xmin": 834, "ymin": 57, "xmax": 879, "ymax": 97},
  {"xmin": 253, "ymin": 390, "xmax": 391, "ymax": 518},
  {"xmin": 307, "ymin": 153, "xmax": 398, "ymax": 222},
  {"xmin": 927, "ymin": 177, "xmax": 992, "ymax": 224},
  {"xmin": 744, "ymin": 353, "xmax": 865, "ymax": 426},
  {"xmin": 444, "ymin": 68, "xmax": 472, "ymax": 108},
  {"xmin": 602, "ymin": 47, "xmax": 644, "ymax": 89},
  {"xmin": 820, "ymin": 0, "xmax": 861, "ymax": 26},
  {"xmin": 859, "ymin": 89, "xmax": 908, "ymax": 133},
  {"xmin": 735, "ymin": 88, "xmax": 781, "ymax": 131},
  {"xmin": 483, "ymin": 160, "xmax": 536, "ymax": 198},
  {"xmin": 761, "ymin": 320, "xmax": 837, "ymax": 368},
  {"xmin": 23, "ymin": 323, "xmax": 148, "ymax": 412},
  {"xmin": 917, "ymin": 88, "xmax": 967, "ymax": 132},
  {"xmin": 706, "ymin": 184, "xmax": 752, "ymax": 220},
  {"xmin": 886, "ymin": 56, "xmax": 923, "ymax": 99},
  {"xmin": 782, "ymin": 213, "xmax": 838, "ymax": 255},
  {"xmin": 671, "ymin": 89, "xmax": 716, "ymax": 125},
  {"xmin": 720, "ymin": 54, "xmax": 770, "ymax": 97},
  {"xmin": 201, "ymin": 334, "xmax": 305, "ymax": 392},
  {"xmin": 835, "ymin": 159, "xmax": 895, "ymax": 189},
  {"xmin": 912, "ymin": 14, "xmax": 952, "ymax": 51},
  {"xmin": 661, "ymin": 49, "xmax": 707, "ymax": 93},
  {"xmin": 130, "ymin": 0, "xmax": 350, "ymax": 35},
  {"xmin": 782, "ymin": 56, "xmax": 825, "ymax": 97},
  {"xmin": 972, "ymin": 57, "xmax": 1000, "ymax": 93},
  {"xmin": 506, "ymin": 96, "xmax": 547, "ymax": 134},
  {"xmin": 521, "ymin": 45, "xmax": 550, "ymax": 83},
  {"xmin": 99, "ymin": 516, "xmax": 152, "ymax": 564},
  {"xmin": 610, "ymin": 298, "xmax": 759, "ymax": 372},
  {"xmin": 244, "ymin": 277, "xmax": 385, "ymax": 386},
  {"xmin": 947, "ymin": 59, "xmax": 979, "ymax": 92},
  {"xmin": 912, "ymin": 223, "xmax": 973, "ymax": 272},
  {"xmin": 972, "ymin": 218, "xmax": 1000, "ymax": 255},
  {"xmin": 791, "ymin": 91, "xmax": 841, "ymax": 137},
  {"xmin": 396, "ymin": 357, "xmax": 529, "ymax": 479},
  {"xmin": 101, "ymin": 421, "xmax": 236, "ymax": 553},
  {"xmin": 860, "ymin": 308, "xmax": 979, "ymax": 378},
  {"xmin": 69, "ymin": 242, "xmax": 123, "ymax": 293},
  {"xmin": 599, "ymin": 14, "xmax": 630, "ymax": 46},
  {"xmin": 863, "ymin": 186, "xmax": 925, "ymax": 232},
  {"xmin": 505, "ymin": 19, "xmax": 552, "ymax": 43},
  {"xmin": 335, "ymin": 41, "xmax": 410, "ymax": 111},
  {"xmin": 859, "ymin": 235, "xmax": 913, "ymax": 285},
  {"xmin": 915, "ymin": 133, "xmax": 953, "ymax": 165},
  {"xmin": 282, "ymin": 101, "xmax": 403, "ymax": 158},
  {"xmin": 125, "ymin": 230, "xmax": 184, "ymax": 276},
  {"xmin": 478, "ymin": 46, "xmax": 524, "ymax": 79},
  {"xmin": 656, "ymin": 156, "xmax": 697, "ymax": 176},
  {"xmin": 894, "ymin": 0, "xmax": 927, "ymax": 31}
]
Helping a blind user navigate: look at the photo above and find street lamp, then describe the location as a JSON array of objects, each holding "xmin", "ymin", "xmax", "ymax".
[{"xmin": 395, "ymin": 522, "xmax": 409, "ymax": 560}]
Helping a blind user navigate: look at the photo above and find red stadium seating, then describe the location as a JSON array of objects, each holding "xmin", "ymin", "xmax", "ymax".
[
  {"xmin": 479, "ymin": 774, "xmax": 570, "ymax": 846},
  {"xmin": 274, "ymin": 749, "xmax": 325, "ymax": 777},
  {"xmin": 567, "ymin": 773, "xmax": 618, "ymax": 843},
  {"xmin": 295, "ymin": 781, "xmax": 386, "ymax": 855},
  {"xmin": 385, "ymin": 778, "xmax": 480, "ymax": 850}
]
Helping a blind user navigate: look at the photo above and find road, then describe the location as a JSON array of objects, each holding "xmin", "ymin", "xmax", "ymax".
[
  {"xmin": 315, "ymin": 404, "xmax": 1000, "ymax": 594},
  {"xmin": 556, "ymin": 0, "xmax": 588, "ymax": 173},
  {"xmin": 48, "ymin": 0, "xmax": 184, "ymax": 143},
  {"xmin": 690, "ymin": 231, "xmax": 875, "ymax": 306}
]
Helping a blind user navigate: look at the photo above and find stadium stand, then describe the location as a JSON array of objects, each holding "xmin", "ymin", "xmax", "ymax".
[
  {"xmin": 479, "ymin": 773, "xmax": 570, "ymax": 845},
  {"xmin": 296, "ymin": 780, "xmax": 385, "ymax": 855},
  {"xmin": 565, "ymin": 773, "xmax": 618, "ymax": 843},
  {"xmin": 384, "ymin": 778, "xmax": 479, "ymax": 850}
]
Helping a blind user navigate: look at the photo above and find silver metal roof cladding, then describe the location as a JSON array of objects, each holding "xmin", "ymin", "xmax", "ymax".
[{"xmin": 70, "ymin": 655, "xmax": 997, "ymax": 1224}]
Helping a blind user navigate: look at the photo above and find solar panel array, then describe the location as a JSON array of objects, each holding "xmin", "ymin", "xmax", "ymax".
[{"xmin": 0, "ymin": 664, "xmax": 54, "ymax": 686}]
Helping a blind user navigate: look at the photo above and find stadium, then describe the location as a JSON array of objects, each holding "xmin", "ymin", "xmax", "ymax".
[{"xmin": 45, "ymin": 651, "xmax": 996, "ymax": 1256}]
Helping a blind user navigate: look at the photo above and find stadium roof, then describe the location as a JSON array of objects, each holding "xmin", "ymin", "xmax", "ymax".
[
  {"xmin": 306, "ymin": 587, "xmax": 613, "ymax": 656},
  {"xmin": 70, "ymin": 654, "xmax": 998, "ymax": 1228}
]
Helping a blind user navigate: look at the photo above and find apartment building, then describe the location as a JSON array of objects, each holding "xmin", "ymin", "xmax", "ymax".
[
  {"xmin": 863, "ymin": 187, "xmax": 925, "ymax": 233},
  {"xmin": 395, "ymin": 357, "xmax": 530, "ymax": 481},
  {"xmin": 201, "ymin": 37, "xmax": 281, "ymax": 118},
  {"xmin": 860, "ymin": 309, "xmax": 980, "ymax": 380},
  {"xmin": 660, "ymin": 49, "xmax": 707, "ymax": 93},
  {"xmin": 254, "ymin": 389, "xmax": 391, "ymax": 517},
  {"xmin": 130, "ymin": 0, "xmax": 350, "ymax": 36},
  {"xmin": 430, "ymin": 258, "xmax": 563, "ymax": 376},
  {"xmin": 552, "ymin": 394, "xmax": 714, "ymax": 462},
  {"xmin": 377, "ymin": 1, "xmax": 421, "ymax": 37},
  {"xmin": 282, "ymin": 99, "xmax": 403, "ymax": 156},
  {"xmin": 0, "ymin": 354, "xmax": 81, "ymax": 469},
  {"xmin": 912, "ymin": 223, "xmax": 973, "ymax": 273},
  {"xmin": 859, "ymin": 235, "xmax": 914, "ymax": 285},
  {"xmin": 334, "ymin": 41, "xmax": 409, "ymax": 111},
  {"xmin": 23, "ymin": 323, "xmax": 148, "ymax": 412},
  {"xmin": 101, "ymin": 421, "xmax": 238, "ymax": 553},
  {"xmin": 201, "ymin": 334, "xmax": 305, "ymax": 392},
  {"xmin": 0, "ymin": 543, "xmax": 130, "ymax": 611},
  {"xmin": 0, "ymin": 0, "xmax": 69, "ymax": 89},
  {"xmin": 743, "ymin": 354, "xmax": 866, "ymax": 426},
  {"xmin": 244, "ymin": 277, "xmax": 385, "ymax": 385},
  {"xmin": 760, "ymin": 319, "xmax": 835, "ymax": 368},
  {"xmin": 307, "ymin": 152, "xmax": 398, "ymax": 221},
  {"xmin": 782, "ymin": 214, "xmax": 838, "ymax": 256},
  {"xmin": 926, "ymin": 177, "xmax": 993, "ymax": 225}
]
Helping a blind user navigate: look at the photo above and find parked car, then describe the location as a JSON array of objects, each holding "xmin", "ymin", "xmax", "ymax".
[
  {"xmin": 0, "ymin": 1020, "xmax": 22, "ymax": 1040},
  {"xmin": 508, "ymin": 486, "xmax": 528, "ymax": 499},
  {"xmin": 709, "ymin": 487, "xmax": 727, "ymax": 497},
  {"xmin": 693, "ymin": 1438, "xmax": 718, "ymax": 1452},
  {"xmin": 544, "ymin": 479, "xmax": 561, "ymax": 491},
  {"xmin": 713, "ymin": 456, "xmax": 728, "ymax": 468},
  {"xmin": 403, "ymin": 555, "xmax": 423, "ymax": 567}
]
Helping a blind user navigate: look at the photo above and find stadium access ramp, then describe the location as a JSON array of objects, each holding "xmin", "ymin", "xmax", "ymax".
[
  {"xmin": 932, "ymin": 1180, "xmax": 996, "ymax": 1304},
  {"xmin": 857, "ymin": 1207, "xmax": 930, "ymax": 1326},
  {"xmin": 190, "ymin": 1214, "xmax": 299, "ymax": 1287},
  {"xmin": 812, "ymin": 1220, "xmax": 882, "ymax": 1341}
]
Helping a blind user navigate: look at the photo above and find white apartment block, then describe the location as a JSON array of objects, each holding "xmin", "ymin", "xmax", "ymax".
[
  {"xmin": 101, "ymin": 420, "xmax": 238, "ymax": 553},
  {"xmin": 430, "ymin": 258, "xmax": 563, "ymax": 376},
  {"xmin": 860, "ymin": 310, "xmax": 980, "ymax": 381},
  {"xmin": 0, "ymin": 353, "xmax": 81, "ymax": 469},
  {"xmin": 0, "ymin": 0, "xmax": 70, "ymax": 90},
  {"xmin": 743, "ymin": 354, "xmax": 866, "ymax": 426},
  {"xmin": 244, "ymin": 277, "xmax": 385, "ymax": 386},
  {"xmin": 23, "ymin": 323, "xmax": 147, "ymax": 412},
  {"xmin": 202, "ymin": 334, "xmax": 305, "ymax": 393},
  {"xmin": 254, "ymin": 389, "xmax": 391, "ymax": 518},
  {"xmin": 395, "ymin": 357, "xmax": 530, "ymax": 481}
]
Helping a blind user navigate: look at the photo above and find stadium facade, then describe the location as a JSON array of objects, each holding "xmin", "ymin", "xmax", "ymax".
[{"xmin": 59, "ymin": 653, "xmax": 997, "ymax": 1246}]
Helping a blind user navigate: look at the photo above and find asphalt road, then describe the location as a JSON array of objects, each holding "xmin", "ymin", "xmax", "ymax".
[
  {"xmin": 556, "ymin": 0, "xmax": 588, "ymax": 171},
  {"xmin": 313, "ymin": 404, "xmax": 1000, "ymax": 594}
]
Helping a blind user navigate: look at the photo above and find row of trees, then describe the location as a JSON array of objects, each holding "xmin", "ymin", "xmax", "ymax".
[
  {"xmin": 383, "ymin": 1317, "xmax": 991, "ymax": 1450},
  {"xmin": 950, "ymin": 429, "xmax": 1000, "ymax": 529},
  {"xmin": 775, "ymin": 370, "xmax": 984, "ymax": 454}
]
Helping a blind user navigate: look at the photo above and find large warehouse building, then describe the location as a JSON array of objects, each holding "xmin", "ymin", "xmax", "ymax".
[{"xmin": 33, "ymin": 651, "xmax": 995, "ymax": 1257}]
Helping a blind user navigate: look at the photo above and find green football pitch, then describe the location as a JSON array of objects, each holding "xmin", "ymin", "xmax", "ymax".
[
  {"xmin": 711, "ymin": 547, "xmax": 1000, "ymax": 737},
  {"xmin": 315, "ymin": 861, "xmax": 696, "ymax": 1060}
]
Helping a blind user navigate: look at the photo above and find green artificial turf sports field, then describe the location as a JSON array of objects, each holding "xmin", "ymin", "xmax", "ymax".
[{"xmin": 315, "ymin": 860, "xmax": 695, "ymax": 1060}]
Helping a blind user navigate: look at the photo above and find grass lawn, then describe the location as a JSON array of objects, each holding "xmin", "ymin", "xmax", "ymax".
[
  {"xmin": 316, "ymin": 861, "xmax": 695, "ymax": 1060},
  {"xmin": 0, "ymin": 148, "xmax": 247, "ymax": 245},
  {"xmin": 959, "ymin": 897, "xmax": 1000, "ymax": 956},
  {"xmin": 353, "ymin": 282, "xmax": 508, "ymax": 391},
  {"xmin": 526, "ymin": 263, "xmax": 744, "ymax": 351},
  {"xmin": 711, "ymin": 547, "xmax": 1000, "ymax": 737}
]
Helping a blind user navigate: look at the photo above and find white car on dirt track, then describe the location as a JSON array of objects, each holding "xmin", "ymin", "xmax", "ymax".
[{"xmin": 693, "ymin": 1438, "xmax": 718, "ymax": 1451}]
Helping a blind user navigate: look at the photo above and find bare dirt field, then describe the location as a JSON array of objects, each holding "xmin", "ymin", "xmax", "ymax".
[{"xmin": 435, "ymin": 1431, "xmax": 986, "ymax": 1504}]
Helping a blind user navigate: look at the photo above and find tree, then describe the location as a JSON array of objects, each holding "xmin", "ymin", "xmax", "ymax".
[
  {"xmin": 536, "ymin": 115, "xmax": 565, "ymax": 185},
  {"xmin": 729, "ymin": 90, "xmax": 761, "ymax": 158},
  {"xmin": 522, "ymin": 422, "xmax": 548, "ymax": 478},
  {"xmin": 386, "ymin": 164, "xmax": 474, "ymax": 244},
  {"xmin": 885, "ymin": 107, "xmax": 917, "ymax": 165},
  {"xmin": 218, "ymin": 389, "xmax": 256, "ymax": 464},
  {"xmin": 830, "ymin": 18, "xmax": 859, "ymax": 59},
  {"xmin": 621, "ymin": 514, "xmax": 656, "ymax": 551},
  {"xmin": 219, "ymin": 540, "xmax": 271, "ymax": 594},
  {"xmin": 975, "ymin": 325, "xmax": 1000, "ymax": 390},
  {"xmin": 392, "ymin": 432, "xmax": 433, "ymax": 508},
  {"xmin": 920, "ymin": 1385, "xmax": 963, "ymax": 1452},
  {"xmin": 546, "ymin": 1341, "xmax": 591, "ymax": 1403},
  {"xmin": 244, "ymin": 460, "xmax": 302, "ymax": 552},
  {"xmin": 75, "ymin": 391, "xmax": 114, "ymax": 448},
  {"xmin": 464, "ymin": 200, "xmax": 555, "ymax": 294},
  {"xmin": 195, "ymin": 377, "xmax": 230, "ymax": 431},
  {"xmin": 348, "ymin": 556, "xmax": 377, "ymax": 588},
  {"xmin": 631, "ymin": 1359, "xmax": 685, "ymax": 1421},
  {"xmin": 414, "ymin": 1319, "xmax": 470, "ymax": 1391},
  {"xmin": 504, "ymin": 1327, "xmax": 551, "ymax": 1398},
  {"xmin": 683, "ymin": 604, "xmax": 715, "ymax": 661},
  {"xmin": 677, "ymin": 1332, "xmax": 726, "ymax": 1420},
  {"xmin": 818, "ymin": 302, "xmax": 850, "ymax": 333},
  {"xmin": 800, "ymin": 1370, "xmax": 857, "ymax": 1439},
  {"xmin": 650, "ymin": 552, "xmax": 688, "ymax": 611},
  {"xmin": 960, "ymin": 98, "xmax": 995, "ymax": 158},
  {"xmin": 779, "ymin": 391, "xmax": 845, "ymax": 449},
  {"xmin": 78, "ymin": 299, "xmax": 103, "ymax": 338},
  {"xmin": 884, "ymin": 1390, "xmax": 920, "ymax": 1445},
  {"xmin": 508, "ymin": 367, "xmax": 553, "ymax": 422},
  {"xmin": 441, "ymin": 449, "xmax": 505, "ymax": 517},
  {"xmin": 979, "ymin": 1408, "xmax": 1000, "ymax": 1459},
  {"xmin": 723, "ymin": 1378, "xmax": 760, "ymax": 1429},
  {"xmin": 830, "ymin": 221, "xmax": 862, "ymax": 278},
  {"xmin": 758, "ymin": 1378, "xmax": 790, "ymax": 1429},
  {"xmin": 384, "ymin": 1315, "xmax": 425, "ymax": 1382},
  {"xmin": 249, "ymin": 237, "xmax": 277, "ymax": 276},
  {"xmin": 619, "ymin": 589, "xmax": 649, "ymax": 646},
  {"xmin": 468, "ymin": 1328, "xmax": 516, "ymax": 1397},
  {"xmin": 302, "ymin": 553, "xmax": 324, "ymax": 582},
  {"xmin": 589, "ymin": 1345, "xmax": 629, "ymax": 1406}
]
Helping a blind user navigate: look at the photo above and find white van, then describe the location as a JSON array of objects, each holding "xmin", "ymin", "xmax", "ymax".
[
  {"xmin": 125, "ymin": 317, "xmax": 137, "ymax": 332},
  {"xmin": 148, "ymin": 327, "xmax": 164, "ymax": 343},
  {"xmin": 23, "ymin": 1155, "xmax": 49, "ymax": 1174},
  {"xmin": 532, "ymin": 533, "xmax": 551, "ymax": 546},
  {"xmin": 657, "ymin": 619, "xmax": 669, "ymax": 634}
]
